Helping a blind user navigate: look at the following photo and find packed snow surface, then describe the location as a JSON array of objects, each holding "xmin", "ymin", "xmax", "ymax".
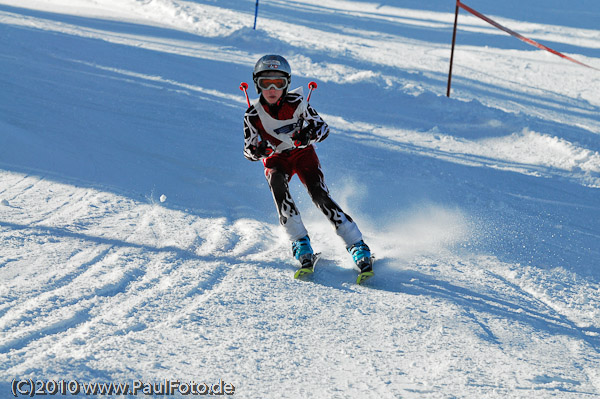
[{"xmin": 1, "ymin": 0, "xmax": 599, "ymax": 397}]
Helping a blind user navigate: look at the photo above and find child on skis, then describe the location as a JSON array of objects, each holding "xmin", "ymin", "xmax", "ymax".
[{"xmin": 242, "ymin": 54, "xmax": 373, "ymax": 279}]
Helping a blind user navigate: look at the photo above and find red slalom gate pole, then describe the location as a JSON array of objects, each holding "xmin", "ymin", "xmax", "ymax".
[
  {"xmin": 239, "ymin": 82, "xmax": 250, "ymax": 107},
  {"xmin": 447, "ymin": 0, "xmax": 460, "ymax": 97}
]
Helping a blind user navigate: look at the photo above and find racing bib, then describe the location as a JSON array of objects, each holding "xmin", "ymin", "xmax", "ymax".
[{"xmin": 253, "ymin": 87, "xmax": 307, "ymax": 153}]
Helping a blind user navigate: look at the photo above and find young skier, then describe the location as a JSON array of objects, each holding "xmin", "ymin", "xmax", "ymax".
[{"xmin": 242, "ymin": 54, "xmax": 373, "ymax": 280}]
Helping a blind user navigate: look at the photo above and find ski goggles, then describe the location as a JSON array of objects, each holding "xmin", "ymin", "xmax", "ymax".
[{"xmin": 257, "ymin": 76, "xmax": 289, "ymax": 91}]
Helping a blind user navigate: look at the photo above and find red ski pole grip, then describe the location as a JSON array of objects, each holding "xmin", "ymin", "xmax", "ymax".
[{"xmin": 240, "ymin": 82, "xmax": 251, "ymax": 107}]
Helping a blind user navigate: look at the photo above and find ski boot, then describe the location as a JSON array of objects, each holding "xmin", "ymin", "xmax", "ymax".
[
  {"xmin": 292, "ymin": 235, "xmax": 316, "ymax": 278},
  {"xmin": 347, "ymin": 240, "xmax": 374, "ymax": 284}
]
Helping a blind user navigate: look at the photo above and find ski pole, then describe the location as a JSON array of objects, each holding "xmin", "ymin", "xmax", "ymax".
[
  {"xmin": 306, "ymin": 81, "xmax": 317, "ymax": 102},
  {"xmin": 293, "ymin": 82, "xmax": 318, "ymax": 147},
  {"xmin": 239, "ymin": 82, "xmax": 250, "ymax": 107},
  {"xmin": 240, "ymin": 82, "xmax": 273, "ymax": 157}
]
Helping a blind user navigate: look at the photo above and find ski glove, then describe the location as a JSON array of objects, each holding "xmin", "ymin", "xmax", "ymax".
[
  {"xmin": 292, "ymin": 125, "xmax": 316, "ymax": 148},
  {"xmin": 255, "ymin": 140, "xmax": 275, "ymax": 158}
]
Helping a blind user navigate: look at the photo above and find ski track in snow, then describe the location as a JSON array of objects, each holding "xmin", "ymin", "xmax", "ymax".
[{"xmin": 1, "ymin": 0, "xmax": 600, "ymax": 397}]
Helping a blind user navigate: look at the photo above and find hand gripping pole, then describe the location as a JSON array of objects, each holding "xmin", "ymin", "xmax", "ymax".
[{"xmin": 293, "ymin": 82, "xmax": 318, "ymax": 147}]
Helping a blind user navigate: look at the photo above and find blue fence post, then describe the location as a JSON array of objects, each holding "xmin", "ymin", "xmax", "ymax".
[{"xmin": 253, "ymin": 0, "xmax": 259, "ymax": 30}]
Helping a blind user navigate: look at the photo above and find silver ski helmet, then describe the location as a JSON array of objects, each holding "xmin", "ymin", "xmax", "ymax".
[{"xmin": 253, "ymin": 54, "xmax": 291, "ymax": 94}]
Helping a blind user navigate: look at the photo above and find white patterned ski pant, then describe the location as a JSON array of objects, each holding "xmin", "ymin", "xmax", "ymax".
[{"xmin": 263, "ymin": 146, "xmax": 362, "ymax": 246}]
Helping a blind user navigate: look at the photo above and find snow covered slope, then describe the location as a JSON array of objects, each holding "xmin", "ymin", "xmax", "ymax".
[{"xmin": 1, "ymin": 0, "xmax": 599, "ymax": 397}]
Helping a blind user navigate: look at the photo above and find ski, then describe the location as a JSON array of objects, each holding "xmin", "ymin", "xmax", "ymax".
[
  {"xmin": 355, "ymin": 255, "xmax": 375, "ymax": 285},
  {"xmin": 356, "ymin": 270, "xmax": 374, "ymax": 285},
  {"xmin": 293, "ymin": 252, "xmax": 374, "ymax": 284},
  {"xmin": 294, "ymin": 252, "xmax": 321, "ymax": 279}
]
